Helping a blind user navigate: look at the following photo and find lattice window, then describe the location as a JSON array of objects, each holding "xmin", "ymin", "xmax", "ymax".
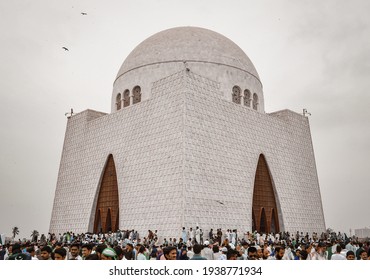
[
  {"xmin": 123, "ymin": 89, "xmax": 130, "ymax": 107},
  {"xmin": 232, "ymin": 86, "xmax": 241, "ymax": 104},
  {"xmin": 253, "ymin": 93, "xmax": 258, "ymax": 110},
  {"xmin": 116, "ymin": 93, "xmax": 122, "ymax": 110},
  {"xmin": 244, "ymin": 89, "xmax": 251, "ymax": 107},
  {"xmin": 133, "ymin": 86, "xmax": 141, "ymax": 104}
]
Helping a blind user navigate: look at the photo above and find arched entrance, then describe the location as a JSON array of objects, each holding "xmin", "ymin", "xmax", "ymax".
[
  {"xmin": 93, "ymin": 154, "xmax": 119, "ymax": 233},
  {"xmin": 252, "ymin": 154, "xmax": 280, "ymax": 233}
]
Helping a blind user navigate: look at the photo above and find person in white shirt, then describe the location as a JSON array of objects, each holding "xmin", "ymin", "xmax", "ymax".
[
  {"xmin": 195, "ymin": 227, "xmax": 201, "ymax": 244},
  {"xmin": 136, "ymin": 245, "xmax": 147, "ymax": 260},
  {"xmin": 201, "ymin": 241, "xmax": 214, "ymax": 260},
  {"xmin": 330, "ymin": 244, "xmax": 346, "ymax": 260},
  {"xmin": 311, "ymin": 242, "xmax": 328, "ymax": 260},
  {"xmin": 187, "ymin": 246, "xmax": 194, "ymax": 259}
]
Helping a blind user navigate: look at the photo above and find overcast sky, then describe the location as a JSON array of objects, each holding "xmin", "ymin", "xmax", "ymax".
[{"xmin": 1, "ymin": 0, "xmax": 369, "ymax": 240}]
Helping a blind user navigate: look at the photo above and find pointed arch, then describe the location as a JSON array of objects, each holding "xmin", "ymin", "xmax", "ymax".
[
  {"xmin": 95, "ymin": 209, "xmax": 102, "ymax": 233},
  {"xmin": 252, "ymin": 154, "xmax": 280, "ymax": 233},
  {"xmin": 93, "ymin": 154, "xmax": 119, "ymax": 233},
  {"xmin": 270, "ymin": 208, "xmax": 278, "ymax": 233}
]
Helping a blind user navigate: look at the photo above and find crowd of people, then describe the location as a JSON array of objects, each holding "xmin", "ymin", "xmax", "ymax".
[{"xmin": 1, "ymin": 228, "xmax": 369, "ymax": 260}]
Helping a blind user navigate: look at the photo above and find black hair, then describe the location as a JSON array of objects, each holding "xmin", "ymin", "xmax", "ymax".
[
  {"xmin": 70, "ymin": 243, "xmax": 80, "ymax": 249},
  {"xmin": 95, "ymin": 244, "xmax": 107, "ymax": 254},
  {"xmin": 81, "ymin": 243, "xmax": 92, "ymax": 250},
  {"xmin": 163, "ymin": 246, "xmax": 177, "ymax": 258},
  {"xmin": 300, "ymin": 250, "xmax": 308, "ymax": 260},
  {"xmin": 212, "ymin": 245, "xmax": 219, "ymax": 253},
  {"xmin": 114, "ymin": 246, "xmax": 123, "ymax": 257},
  {"xmin": 193, "ymin": 244, "xmax": 202, "ymax": 254},
  {"xmin": 346, "ymin": 250, "xmax": 355, "ymax": 258},
  {"xmin": 227, "ymin": 249, "xmax": 238, "ymax": 260},
  {"xmin": 54, "ymin": 247, "xmax": 67, "ymax": 258},
  {"xmin": 85, "ymin": 253, "xmax": 99, "ymax": 260},
  {"xmin": 138, "ymin": 245, "xmax": 145, "ymax": 254},
  {"xmin": 248, "ymin": 246, "xmax": 257, "ymax": 254},
  {"xmin": 26, "ymin": 246, "xmax": 35, "ymax": 253},
  {"xmin": 41, "ymin": 246, "xmax": 52, "ymax": 254}
]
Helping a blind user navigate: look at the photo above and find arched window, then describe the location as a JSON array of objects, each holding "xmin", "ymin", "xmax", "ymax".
[
  {"xmin": 123, "ymin": 89, "xmax": 130, "ymax": 107},
  {"xmin": 232, "ymin": 86, "xmax": 241, "ymax": 104},
  {"xmin": 116, "ymin": 93, "xmax": 122, "ymax": 110},
  {"xmin": 133, "ymin": 86, "xmax": 141, "ymax": 104},
  {"xmin": 244, "ymin": 89, "xmax": 251, "ymax": 107},
  {"xmin": 253, "ymin": 93, "xmax": 258, "ymax": 110}
]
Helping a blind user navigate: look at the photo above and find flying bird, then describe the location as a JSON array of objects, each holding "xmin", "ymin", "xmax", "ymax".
[
  {"xmin": 62, "ymin": 47, "xmax": 69, "ymax": 51},
  {"xmin": 81, "ymin": 12, "xmax": 87, "ymax": 15}
]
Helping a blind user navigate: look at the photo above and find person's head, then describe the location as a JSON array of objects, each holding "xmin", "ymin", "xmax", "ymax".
[
  {"xmin": 295, "ymin": 249, "xmax": 301, "ymax": 258},
  {"xmin": 54, "ymin": 247, "xmax": 67, "ymax": 260},
  {"xmin": 101, "ymin": 248, "xmax": 117, "ymax": 260},
  {"xmin": 114, "ymin": 246, "xmax": 123, "ymax": 260},
  {"xmin": 212, "ymin": 245, "xmax": 219, "ymax": 253},
  {"xmin": 317, "ymin": 242, "xmax": 326, "ymax": 253},
  {"xmin": 26, "ymin": 246, "xmax": 35, "ymax": 256},
  {"xmin": 346, "ymin": 250, "xmax": 355, "ymax": 260},
  {"xmin": 81, "ymin": 244, "xmax": 92, "ymax": 258},
  {"xmin": 40, "ymin": 246, "xmax": 52, "ymax": 260},
  {"xmin": 221, "ymin": 247, "xmax": 228, "ymax": 255},
  {"xmin": 138, "ymin": 245, "xmax": 145, "ymax": 254},
  {"xmin": 95, "ymin": 244, "xmax": 107, "ymax": 259},
  {"xmin": 262, "ymin": 248, "xmax": 270, "ymax": 259},
  {"xmin": 335, "ymin": 245, "xmax": 342, "ymax": 254},
  {"xmin": 227, "ymin": 249, "xmax": 239, "ymax": 260},
  {"xmin": 274, "ymin": 246, "xmax": 285, "ymax": 260},
  {"xmin": 359, "ymin": 250, "xmax": 368, "ymax": 260},
  {"xmin": 256, "ymin": 246, "xmax": 263, "ymax": 259},
  {"xmin": 305, "ymin": 243, "xmax": 312, "ymax": 253},
  {"xmin": 125, "ymin": 243, "xmax": 133, "ymax": 252},
  {"xmin": 69, "ymin": 243, "xmax": 80, "ymax": 258},
  {"xmin": 54, "ymin": 242, "xmax": 63, "ymax": 250},
  {"xmin": 163, "ymin": 246, "xmax": 177, "ymax": 260},
  {"xmin": 193, "ymin": 244, "xmax": 202, "ymax": 255},
  {"xmin": 247, "ymin": 246, "xmax": 257, "ymax": 260},
  {"xmin": 12, "ymin": 243, "xmax": 21, "ymax": 254},
  {"xmin": 85, "ymin": 254, "xmax": 99, "ymax": 260},
  {"xmin": 241, "ymin": 241, "xmax": 249, "ymax": 249}
]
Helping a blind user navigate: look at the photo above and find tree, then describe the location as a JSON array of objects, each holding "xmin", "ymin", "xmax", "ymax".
[
  {"xmin": 30, "ymin": 230, "xmax": 39, "ymax": 242},
  {"xmin": 12, "ymin": 226, "xmax": 19, "ymax": 240}
]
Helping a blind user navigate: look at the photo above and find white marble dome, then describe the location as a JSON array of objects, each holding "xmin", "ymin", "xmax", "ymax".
[{"xmin": 112, "ymin": 26, "xmax": 264, "ymax": 113}]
